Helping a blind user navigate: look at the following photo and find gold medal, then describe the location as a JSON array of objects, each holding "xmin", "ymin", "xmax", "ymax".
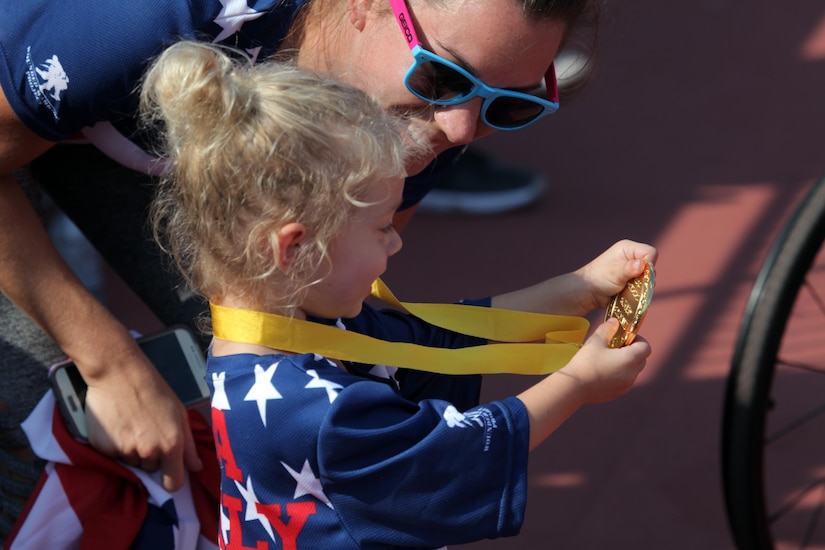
[{"xmin": 604, "ymin": 258, "xmax": 655, "ymax": 348}]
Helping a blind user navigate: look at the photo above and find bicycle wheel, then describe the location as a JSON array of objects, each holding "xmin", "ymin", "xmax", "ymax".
[{"xmin": 722, "ymin": 175, "xmax": 825, "ymax": 549}]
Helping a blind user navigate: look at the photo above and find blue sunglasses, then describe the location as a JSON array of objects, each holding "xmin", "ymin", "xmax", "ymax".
[{"xmin": 390, "ymin": 0, "xmax": 559, "ymax": 130}]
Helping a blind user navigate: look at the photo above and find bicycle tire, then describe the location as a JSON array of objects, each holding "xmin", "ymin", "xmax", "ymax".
[{"xmin": 722, "ymin": 175, "xmax": 825, "ymax": 549}]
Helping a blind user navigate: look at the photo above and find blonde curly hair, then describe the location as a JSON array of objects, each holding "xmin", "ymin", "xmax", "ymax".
[{"xmin": 141, "ymin": 41, "xmax": 418, "ymax": 314}]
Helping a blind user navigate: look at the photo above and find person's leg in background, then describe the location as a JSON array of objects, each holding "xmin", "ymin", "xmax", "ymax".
[
  {"xmin": 0, "ymin": 296, "xmax": 63, "ymax": 544},
  {"xmin": 415, "ymin": 146, "xmax": 549, "ymax": 215},
  {"xmin": 29, "ymin": 144, "xmax": 211, "ymax": 349},
  {"xmin": 0, "ymin": 170, "xmax": 66, "ymax": 544}
]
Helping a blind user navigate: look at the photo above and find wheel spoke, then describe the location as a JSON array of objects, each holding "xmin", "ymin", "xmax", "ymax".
[
  {"xmin": 768, "ymin": 479, "xmax": 825, "ymax": 549},
  {"xmin": 775, "ymin": 358, "xmax": 825, "ymax": 377},
  {"xmin": 765, "ymin": 400, "xmax": 825, "ymax": 444},
  {"xmin": 764, "ymin": 357, "xmax": 825, "ymax": 444},
  {"xmin": 769, "ymin": 477, "xmax": 825, "ymax": 523},
  {"xmin": 802, "ymin": 280, "xmax": 825, "ymax": 317}
]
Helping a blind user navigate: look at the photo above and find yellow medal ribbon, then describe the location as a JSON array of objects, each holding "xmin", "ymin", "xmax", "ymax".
[{"xmin": 210, "ymin": 279, "xmax": 590, "ymax": 375}]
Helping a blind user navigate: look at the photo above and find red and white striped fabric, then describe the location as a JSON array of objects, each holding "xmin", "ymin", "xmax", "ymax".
[{"xmin": 5, "ymin": 392, "xmax": 220, "ymax": 550}]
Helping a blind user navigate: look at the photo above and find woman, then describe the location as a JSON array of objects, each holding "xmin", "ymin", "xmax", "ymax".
[{"xmin": 0, "ymin": 0, "xmax": 596, "ymax": 541}]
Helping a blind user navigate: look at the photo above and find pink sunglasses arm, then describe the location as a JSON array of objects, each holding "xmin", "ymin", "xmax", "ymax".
[
  {"xmin": 546, "ymin": 63, "xmax": 559, "ymax": 104},
  {"xmin": 388, "ymin": 0, "xmax": 420, "ymax": 48}
]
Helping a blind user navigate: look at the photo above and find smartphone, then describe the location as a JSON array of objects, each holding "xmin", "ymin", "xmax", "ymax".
[{"xmin": 49, "ymin": 325, "xmax": 210, "ymax": 440}]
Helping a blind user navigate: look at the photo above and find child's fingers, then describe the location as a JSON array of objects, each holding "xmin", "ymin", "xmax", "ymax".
[
  {"xmin": 590, "ymin": 317, "xmax": 620, "ymax": 346},
  {"xmin": 626, "ymin": 335, "xmax": 652, "ymax": 360}
]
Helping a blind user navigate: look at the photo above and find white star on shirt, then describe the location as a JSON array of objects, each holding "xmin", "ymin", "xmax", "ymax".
[
  {"xmin": 304, "ymin": 369, "xmax": 343, "ymax": 403},
  {"xmin": 235, "ymin": 475, "xmax": 275, "ymax": 541},
  {"xmin": 313, "ymin": 354, "xmax": 339, "ymax": 369},
  {"xmin": 244, "ymin": 362, "xmax": 282, "ymax": 426},
  {"xmin": 281, "ymin": 459, "xmax": 333, "ymax": 509},
  {"xmin": 246, "ymin": 46, "xmax": 262, "ymax": 63},
  {"xmin": 212, "ymin": 371, "xmax": 230, "ymax": 410},
  {"xmin": 213, "ymin": 0, "xmax": 265, "ymax": 43},
  {"xmin": 220, "ymin": 503, "xmax": 230, "ymax": 543}
]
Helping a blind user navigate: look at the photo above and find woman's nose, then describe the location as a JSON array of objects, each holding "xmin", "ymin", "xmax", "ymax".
[{"xmin": 433, "ymin": 98, "xmax": 492, "ymax": 145}]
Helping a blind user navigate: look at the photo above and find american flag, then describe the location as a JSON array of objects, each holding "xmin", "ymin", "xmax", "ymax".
[{"xmin": 5, "ymin": 392, "xmax": 220, "ymax": 550}]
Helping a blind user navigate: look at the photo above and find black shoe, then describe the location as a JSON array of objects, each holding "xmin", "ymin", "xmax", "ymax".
[{"xmin": 416, "ymin": 149, "xmax": 547, "ymax": 215}]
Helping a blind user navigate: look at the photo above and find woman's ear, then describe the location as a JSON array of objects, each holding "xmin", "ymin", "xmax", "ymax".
[
  {"xmin": 273, "ymin": 222, "xmax": 306, "ymax": 271},
  {"xmin": 347, "ymin": 0, "xmax": 373, "ymax": 30}
]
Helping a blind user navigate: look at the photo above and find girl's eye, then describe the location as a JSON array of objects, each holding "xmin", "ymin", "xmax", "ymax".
[{"xmin": 381, "ymin": 224, "xmax": 397, "ymax": 234}]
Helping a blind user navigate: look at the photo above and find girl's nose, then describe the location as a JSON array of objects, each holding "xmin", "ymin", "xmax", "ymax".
[{"xmin": 388, "ymin": 231, "xmax": 403, "ymax": 257}]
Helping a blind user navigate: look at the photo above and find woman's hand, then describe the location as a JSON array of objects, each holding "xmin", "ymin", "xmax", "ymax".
[{"xmin": 83, "ymin": 347, "xmax": 203, "ymax": 492}]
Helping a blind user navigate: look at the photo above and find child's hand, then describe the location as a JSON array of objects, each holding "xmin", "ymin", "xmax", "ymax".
[
  {"xmin": 575, "ymin": 239, "xmax": 657, "ymax": 312},
  {"xmin": 559, "ymin": 317, "xmax": 651, "ymax": 405},
  {"xmin": 517, "ymin": 318, "xmax": 651, "ymax": 450}
]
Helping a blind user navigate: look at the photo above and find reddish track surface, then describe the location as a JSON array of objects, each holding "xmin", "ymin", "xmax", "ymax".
[{"xmin": 107, "ymin": 2, "xmax": 825, "ymax": 548}]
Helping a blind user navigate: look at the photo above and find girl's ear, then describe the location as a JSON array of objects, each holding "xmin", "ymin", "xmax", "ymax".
[{"xmin": 273, "ymin": 222, "xmax": 307, "ymax": 271}]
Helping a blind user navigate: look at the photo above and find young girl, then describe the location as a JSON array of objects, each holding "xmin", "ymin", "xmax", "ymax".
[{"xmin": 144, "ymin": 41, "xmax": 653, "ymax": 548}]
